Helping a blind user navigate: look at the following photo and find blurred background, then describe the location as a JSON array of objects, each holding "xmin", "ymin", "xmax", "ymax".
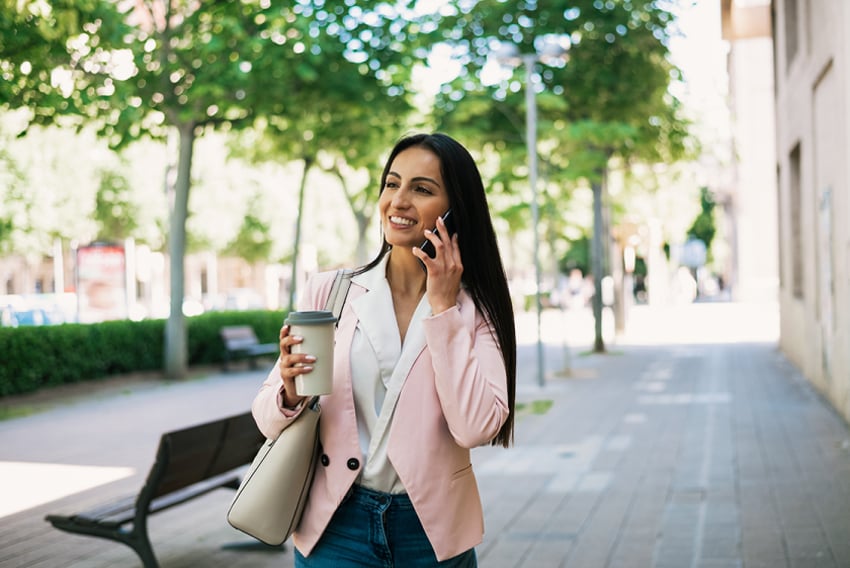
[{"xmin": 0, "ymin": 0, "xmax": 847, "ymax": 424}]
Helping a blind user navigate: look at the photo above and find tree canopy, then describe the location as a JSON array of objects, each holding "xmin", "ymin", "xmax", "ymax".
[
  {"xmin": 2, "ymin": 0, "xmax": 431, "ymax": 376},
  {"xmin": 428, "ymin": 0, "xmax": 691, "ymax": 351},
  {"xmin": 1, "ymin": 0, "xmax": 694, "ymax": 367}
]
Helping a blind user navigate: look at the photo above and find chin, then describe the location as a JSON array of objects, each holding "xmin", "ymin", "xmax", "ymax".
[
  {"xmin": 386, "ymin": 239, "xmax": 414, "ymax": 249},
  {"xmin": 384, "ymin": 231, "xmax": 419, "ymax": 248}
]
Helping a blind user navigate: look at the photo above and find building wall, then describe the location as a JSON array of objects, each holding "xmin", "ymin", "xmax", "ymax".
[
  {"xmin": 728, "ymin": 36, "xmax": 780, "ymax": 302},
  {"xmin": 772, "ymin": 0, "xmax": 850, "ymax": 422},
  {"xmin": 0, "ymin": 245, "xmax": 289, "ymax": 323},
  {"xmin": 720, "ymin": 1, "xmax": 780, "ymax": 304}
]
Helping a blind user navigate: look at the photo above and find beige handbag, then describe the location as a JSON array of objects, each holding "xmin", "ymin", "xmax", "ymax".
[
  {"xmin": 226, "ymin": 395, "xmax": 321, "ymax": 545},
  {"xmin": 226, "ymin": 269, "xmax": 351, "ymax": 545}
]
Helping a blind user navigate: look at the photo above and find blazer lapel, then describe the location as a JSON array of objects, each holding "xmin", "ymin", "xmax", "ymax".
[
  {"xmin": 364, "ymin": 295, "xmax": 430, "ymax": 458},
  {"xmin": 349, "ymin": 259, "xmax": 431, "ymax": 457},
  {"xmin": 351, "ymin": 263, "xmax": 399, "ymax": 385}
]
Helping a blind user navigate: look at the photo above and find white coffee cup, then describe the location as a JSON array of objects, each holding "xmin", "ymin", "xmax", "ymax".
[{"xmin": 285, "ymin": 310, "xmax": 337, "ymax": 396}]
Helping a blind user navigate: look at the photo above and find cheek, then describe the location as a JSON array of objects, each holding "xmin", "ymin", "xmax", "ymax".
[
  {"xmin": 378, "ymin": 194, "xmax": 391, "ymax": 215},
  {"xmin": 426, "ymin": 201, "xmax": 451, "ymax": 226},
  {"xmin": 377, "ymin": 194, "xmax": 392, "ymax": 227}
]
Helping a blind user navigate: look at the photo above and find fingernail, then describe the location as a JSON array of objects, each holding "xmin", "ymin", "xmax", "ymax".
[{"xmin": 305, "ymin": 356, "xmax": 316, "ymax": 362}]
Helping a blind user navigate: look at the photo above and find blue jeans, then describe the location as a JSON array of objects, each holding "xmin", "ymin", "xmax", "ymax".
[{"xmin": 294, "ymin": 485, "xmax": 477, "ymax": 567}]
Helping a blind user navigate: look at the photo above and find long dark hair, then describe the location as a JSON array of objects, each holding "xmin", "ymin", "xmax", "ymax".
[{"xmin": 356, "ymin": 132, "xmax": 517, "ymax": 447}]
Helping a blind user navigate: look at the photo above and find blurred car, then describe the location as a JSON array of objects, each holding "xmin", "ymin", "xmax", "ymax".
[
  {"xmin": 13, "ymin": 308, "xmax": 50, "ymax": 326},
  {"xmin": 1, "ymin": 305, "xmax": 18, "ymax": 327}
]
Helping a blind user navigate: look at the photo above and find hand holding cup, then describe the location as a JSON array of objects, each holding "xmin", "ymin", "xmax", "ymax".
[{"xmin": 280, "ymin": 310, "xmax": 337, "ymax": 401}]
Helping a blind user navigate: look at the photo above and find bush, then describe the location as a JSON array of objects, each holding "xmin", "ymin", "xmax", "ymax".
[{"xmin": 0, "ymin": 310, "xmax": 285, "ymax": 397}]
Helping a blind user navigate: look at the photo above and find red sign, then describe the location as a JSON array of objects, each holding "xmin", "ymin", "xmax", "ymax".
[{"xmin": 76, "ymin": 244, "xmax": 127, "ymax": 323}]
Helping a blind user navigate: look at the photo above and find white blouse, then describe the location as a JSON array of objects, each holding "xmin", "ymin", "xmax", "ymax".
[{"xmin": 348, "ymin": 254, "xmax": 432, "ymax": 494}]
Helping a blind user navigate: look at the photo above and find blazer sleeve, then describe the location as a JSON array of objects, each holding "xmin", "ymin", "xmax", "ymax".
[
  {"xmin": 423, "ymin": 299, "xmax": 510, "ymax": 448},
  {"xmin": 250, "ymin": 271, "xmax": 338, "ymax": 439}
]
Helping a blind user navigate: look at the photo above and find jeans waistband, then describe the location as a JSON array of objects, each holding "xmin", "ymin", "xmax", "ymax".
[{"xmin": 345, "ymin": 485, "xmax": 414, "ymax": 512}]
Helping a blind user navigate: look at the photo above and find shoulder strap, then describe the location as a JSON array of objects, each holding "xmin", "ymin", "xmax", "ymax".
[{"xmin": 324, "ymin": 269, "xmax": 352, "ymax": 327}]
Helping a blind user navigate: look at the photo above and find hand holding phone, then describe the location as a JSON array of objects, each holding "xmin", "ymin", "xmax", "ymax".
[{"xmin": 418, "ymin": 209, "xmax": 455, "ymax": 272}]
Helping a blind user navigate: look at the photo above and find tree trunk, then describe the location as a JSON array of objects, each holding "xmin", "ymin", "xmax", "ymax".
[
  {"xmin": 329, "ymin": 165, "xmax": 373, "ymax": 266},
  {"xmin": 288, "ymin": 157, "xmax": 313, "ymax": 313},
  {"xmin": 591, "ymin": 173, "xmax": 606, "ymax": 353},
  {"xmin": 164, "ymin": 122, "xmax": 195, "ymax": 379},
  {"xmin": 355, "ymin": 212, "xmax": 371, "ymax": 265}
]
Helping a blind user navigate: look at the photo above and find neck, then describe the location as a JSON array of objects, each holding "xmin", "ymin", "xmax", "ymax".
[{"xmin": 386, "ymin": 249, "xmax": 426, "ymax": 296}]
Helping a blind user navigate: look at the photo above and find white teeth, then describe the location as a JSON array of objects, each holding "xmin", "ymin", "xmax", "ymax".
[{"xmin": 390, "ymin": 216, "xmax": 415, "ymax": 226}]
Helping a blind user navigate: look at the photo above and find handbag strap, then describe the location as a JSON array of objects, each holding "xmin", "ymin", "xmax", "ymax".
[
  {"xmin": 304, "ymin": 269, "xmax": 351, "ymax": 411},
  {"xmin": 324, "ymin": 269, "xmax": 352, "ymax": 328}
]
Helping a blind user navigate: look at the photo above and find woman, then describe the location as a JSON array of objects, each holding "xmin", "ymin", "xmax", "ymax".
[{"xmin": 252, "ymin": 132, "xmax": 516, "ymax": 567}]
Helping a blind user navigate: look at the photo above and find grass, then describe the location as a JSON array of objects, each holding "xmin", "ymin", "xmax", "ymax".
[
  {"xmin": 515, "ymin": 399, "xmax": 554, "ymax": 416},
  {"xmin": 0, "ymin": 405, "xmax": 40, "ymax": 421},
  {"xmin": 578, "ymin": 349, "xmax": 624, "ymax": 357}
]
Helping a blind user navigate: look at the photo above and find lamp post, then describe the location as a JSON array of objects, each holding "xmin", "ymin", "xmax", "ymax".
[{"xmin": 496, "ymin": 39, "xmax": 568, "ymax": 388}]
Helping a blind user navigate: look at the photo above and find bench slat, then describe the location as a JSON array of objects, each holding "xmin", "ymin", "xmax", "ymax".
[
  {"xmin": 69, "ymin": 495, "xmax": 137, "ymax": 526},
  {"xmin": 219, "ymin": 325, "xmax": 278, "ymax": 371}
]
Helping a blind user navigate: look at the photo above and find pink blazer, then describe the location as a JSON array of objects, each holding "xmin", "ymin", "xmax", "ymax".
[{"xmin": 251, "ymin": 268, "xmax": 510, "ymax": 561}]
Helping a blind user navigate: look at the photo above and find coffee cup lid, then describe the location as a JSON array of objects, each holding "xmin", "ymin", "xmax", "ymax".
[{"xmin": 285, "ymin": 310, "xmax": 337, "ymax": 326}]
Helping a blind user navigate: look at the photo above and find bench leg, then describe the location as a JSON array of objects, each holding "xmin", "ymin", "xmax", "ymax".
[
  {"xmin": 133, "ymin": 530, "xmax": 158, "ymax": 568},
  {"xmin": 46, "ymin": 515, "xmax": 160, "ymax": 568}
]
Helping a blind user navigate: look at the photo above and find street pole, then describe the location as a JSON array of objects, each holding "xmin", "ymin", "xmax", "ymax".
[{"xmin": 524, "ymin": 54, "xmax": 545, "ymax": 388}]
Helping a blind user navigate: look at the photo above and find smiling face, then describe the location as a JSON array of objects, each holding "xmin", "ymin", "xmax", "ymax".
[{"xmin": 379, "ymin": 146, "xmax": 451, "ymax": 250}]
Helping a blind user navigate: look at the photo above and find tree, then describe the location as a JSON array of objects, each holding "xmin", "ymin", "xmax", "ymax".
[
  {"xmin": 231, "ymin": 89, "xmax": 411, "ymax": 310},
  {"xmin": 686, "ymin": 186, "xmax": 716, "ymax": 253},
  {"xmin": 1, "ymin": 1, "xmax": 128, "ymax": 261},
  {"xmin": 0, "ymin": 0, "xmax": 127, "ymax": 121},
  {"xmin": 4, "ymin": 0, "xmax": 428, "ymax": 377},
  {"xmin": 229, "ymin": 3, "xmax": 430, "ymax": 309},
  {"xmin": 224, "ymin": 194, "xmax": 273, "ymax": 265},
  {"xmin": 431, "ymin": 0, "xmax": 691, "ymax": 351},
  {"xmin": 0, "ymin": 146, "xmax": 26, "ymax": 255},
  {"xmin": 314, "ymin": 98, "xmax": 415, "ymax": 267},
  {"xmin": 94, "ymin": 165, "xmax": 138, "ymax": 241},
  {"xmin": 560, "ymin": 235, "xmax": 590, "ymax": 276}
]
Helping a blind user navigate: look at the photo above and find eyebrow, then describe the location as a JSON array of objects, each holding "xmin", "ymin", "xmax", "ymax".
[{"xmin": 387, "ymin": 170, "xmax": 442, "ymax": 188}]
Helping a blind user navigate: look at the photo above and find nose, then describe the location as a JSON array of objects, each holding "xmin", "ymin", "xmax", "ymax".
[{"xmin": 390, "ymin": 185, "xmax": 412, "ymax": 209}]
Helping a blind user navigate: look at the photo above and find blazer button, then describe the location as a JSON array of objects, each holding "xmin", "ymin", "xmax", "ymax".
[
  {"xmin": 346, "ymin": 458, "xmax": 360, "ymax": 471},
  {"xmin": 320, "ymin": 454, "xmax": 330, "ymax": 467}
]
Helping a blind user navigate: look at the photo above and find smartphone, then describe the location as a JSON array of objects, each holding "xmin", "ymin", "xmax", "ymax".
[{"xmin": 419, "ymin": 209, "xmax": 456, "ymax": 272}]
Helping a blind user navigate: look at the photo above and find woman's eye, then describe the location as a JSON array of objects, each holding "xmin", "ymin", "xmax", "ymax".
[
  {"xmin": 415, "ymin": 185, "xmax": 433, "ymax": 194},
  {"xmin": 384, "ymin": 181, "xmax": 398, "ymax": 190}
]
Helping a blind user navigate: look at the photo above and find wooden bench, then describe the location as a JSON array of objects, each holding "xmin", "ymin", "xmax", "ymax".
[
  {"xmin": 45, "ymin": 412, "xmax": 266, "ymax": 568},
  {"xmin": 220, "ymin": 325, "xmax": 278, "ymax": 371}
]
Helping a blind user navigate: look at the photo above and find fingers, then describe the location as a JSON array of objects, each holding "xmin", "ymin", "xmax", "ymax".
[
  {"xmin": 436, "ymin": 216, "xmax": 462, "ymax": 265},
  {"xmin": 424, "ymin": 221, "xmax": 461, "ymax": 276},
  {"xmin": 278, "ymin": 325, "xmax": 317, "ymax": 378},
  {"xmin": 416, "ymin": 218, "xmax": 457, "ymax": 271},
  {"xmin": 277, "ymin": 325, "xmax": 315, "ymax": 407}
]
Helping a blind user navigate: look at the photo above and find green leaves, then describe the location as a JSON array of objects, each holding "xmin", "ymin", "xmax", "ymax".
[{"xmin": 429, "ymin": 0, "xmax": 692, "ymax": 242}]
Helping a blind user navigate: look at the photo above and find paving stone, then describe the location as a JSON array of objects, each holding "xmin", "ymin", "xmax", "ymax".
[{"xmin": 2, "ymin": 304, "xmax": 849, "ymax": 567}]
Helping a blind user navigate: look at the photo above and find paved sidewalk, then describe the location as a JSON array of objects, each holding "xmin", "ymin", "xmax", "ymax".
[{"xmin": 1, "ymin": 302, "xmax": 849, "ymax": 567}]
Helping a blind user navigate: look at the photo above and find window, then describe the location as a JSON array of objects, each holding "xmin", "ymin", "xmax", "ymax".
[
  {"xmin": 777, "ymin": 165, "xmax": 784, "ymax": 290},
  {"xmin": 789, "ymin": 144, "xmax": 803, "ymax": 298},
  {"xmin": 783, "ymin": 0, "xmax": 799, "ymax": 68}
]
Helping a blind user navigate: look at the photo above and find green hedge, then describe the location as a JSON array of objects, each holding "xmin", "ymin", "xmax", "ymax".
[{"xmin": 0, "ymin": 310, "xmax": 286, "ymax": 397}]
